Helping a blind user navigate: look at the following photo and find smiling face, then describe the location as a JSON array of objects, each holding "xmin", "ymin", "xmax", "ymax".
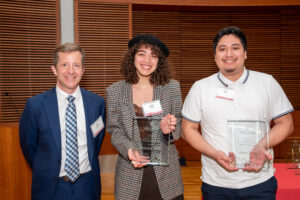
[
  {"xmin": 134, "ymin": 45, "xmax": 159, "ymax": 79},
  {"xmin": 51, "ymin": 51, "xmax": 84, "ymax": 94},
  {"xmin": 215, "ymin": 34, "xmax": 247, "ymax": 81}
]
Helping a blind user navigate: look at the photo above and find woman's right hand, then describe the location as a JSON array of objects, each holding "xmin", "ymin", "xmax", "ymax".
[
  {"xmin": 160, "ymin": 114, "xmax": 177, "ymax": 134},
  {"xmin": 128, "ymin": 148, "xmax": 150, "ymax": 168}
]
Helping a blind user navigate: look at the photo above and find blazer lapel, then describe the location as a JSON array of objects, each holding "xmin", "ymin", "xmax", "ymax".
[
  {"xmin": 121, "ymin": 81, "xmax": 135, "ymax": 118},
  {"xmin": 153, "ymin": 84, "xmax": 165, "ymax": 118},
  {"xmin": 121, "ymin": 81, "xmax": 133, "ymax": 105},
  {"xmin": 81, "ymin": 88, "xmax": 94, "ymax": 165},
  {"xmin": 44, "ymin": 87, "xmax": 61, "ymax": 155},
  {"xmin": 120, "ymin": 81, "xmax": 141, "ymax": 144}
]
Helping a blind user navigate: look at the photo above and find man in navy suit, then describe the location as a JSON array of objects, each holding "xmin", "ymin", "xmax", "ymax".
[{"xmin": 19, "ymin": 43, "xmax": 105, "ymax": 200}]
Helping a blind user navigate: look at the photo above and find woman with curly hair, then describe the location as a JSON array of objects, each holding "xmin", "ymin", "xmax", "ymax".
[{"xmin": 106, "ymin": 34, "xmax": 184, "ymax": 200}]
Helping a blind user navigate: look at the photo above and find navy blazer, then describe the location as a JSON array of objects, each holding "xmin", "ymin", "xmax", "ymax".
[{"xmin": 19, "ymin": 87, "xmax": 105, "ymax": 200}]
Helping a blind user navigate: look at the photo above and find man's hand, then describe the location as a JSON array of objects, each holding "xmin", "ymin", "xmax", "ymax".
[
  {"xmin": 214, "ymin": 151, "xmax": 239, "ymax": 172},
  {"xmin": 243, "ymin": 145, "xmax": 272, "ymax": 172}
]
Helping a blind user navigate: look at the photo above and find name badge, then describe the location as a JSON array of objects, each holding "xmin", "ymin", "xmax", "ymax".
[
  {"xmin": 90, "ymin": 115, "xmax": 104, "ymax": 138},
  {"xmin": 142, "ymin": 100, "xmax": 163, "ymax": 116},
  {"xmin": 216, "ymin": 87, "xmax": 235, "ymax": 101}
]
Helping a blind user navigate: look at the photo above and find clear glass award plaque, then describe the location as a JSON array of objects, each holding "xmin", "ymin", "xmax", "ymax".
[
  {"xmin": 133, "ymin": 116, "xmax": 170, "ymax": 166},
  {"xmin": 286, "ymin": 140, "xmax": 300, "ymax": 169},
  {"xmin": 227, "ymin": 120, "xmax": 270, "ymax": 170},
  {"xmin": 294, "ymin": 154, "xmax": 300, "ymax": 175}
]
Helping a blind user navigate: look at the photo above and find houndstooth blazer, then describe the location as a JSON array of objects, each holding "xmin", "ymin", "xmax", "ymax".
[{"xmin": 106, "ymin": 79, "xmax": 184, "ymax": 200}]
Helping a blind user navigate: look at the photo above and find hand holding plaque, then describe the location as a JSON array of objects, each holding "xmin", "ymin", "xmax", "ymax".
[
  {"xmin": 243, "ymin": 144, "xmax": 272, "ymax": 172},
  {"xmin": 160, "ymin": 114, "xmax": 177, "ymax": 134},
  {"xmin": 128, "ymin": 148, "xmax": 150, "ymax": 168},
  {"xmin": 227, "ymin": 120, "xmax": 271, "ymax": 171},
  {"xmin": 132, "ymin": 116, "xmax": 170, "ymax": 166},
  {"xmin": 214, "ymin": 151, "xmax": 239, "ymax": 172}
]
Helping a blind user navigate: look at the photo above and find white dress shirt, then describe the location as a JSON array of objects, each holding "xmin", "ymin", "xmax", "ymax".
[{"xmin": 56, "ymin": 86, "xmax": 91, "ymax": 177}]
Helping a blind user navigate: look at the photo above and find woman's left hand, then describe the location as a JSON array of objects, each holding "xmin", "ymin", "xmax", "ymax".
[
  {"xmin": 128, "ymin": 148, "xmax": 149, "ymax": 168},
  {"xmin": 160, "ymin": 114, "xmax": 177, "ymax": 134}
]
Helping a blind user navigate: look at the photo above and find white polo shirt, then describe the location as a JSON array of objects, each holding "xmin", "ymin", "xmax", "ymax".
[{"xmin": 182, "ymin": 68, "xmax": 294, "ymax": 188}]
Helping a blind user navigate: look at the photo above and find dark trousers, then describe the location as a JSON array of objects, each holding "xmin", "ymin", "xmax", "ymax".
[
  {"xmin": 54, "ymin": 171, "xmax": 98, "ymax": 200},
  {"xmin": 139, "ymin": 166, "xmax": 184, "ymax": 200},
  {"xmin": 202, "ymin": 176, "xmax": 277, "ymax": 200}
]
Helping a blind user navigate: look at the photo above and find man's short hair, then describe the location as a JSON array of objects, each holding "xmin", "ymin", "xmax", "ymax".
[
  {"xmin": 53, "ymin": 43, "xmax": 85, "ymax": 66},
  {"xmin": 213, "ymin": 26, "xmax": 247, "ymax": 53}
]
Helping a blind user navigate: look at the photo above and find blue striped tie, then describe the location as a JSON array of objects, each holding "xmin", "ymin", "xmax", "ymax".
[{"xmin": 65, "ymin": 95, "xmax": 80, "ymax": 182}]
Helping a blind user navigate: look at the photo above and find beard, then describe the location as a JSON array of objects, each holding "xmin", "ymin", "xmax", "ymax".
[{"xmin": 225, "ymin": 68, "xmax": 235, "ymax": 73}]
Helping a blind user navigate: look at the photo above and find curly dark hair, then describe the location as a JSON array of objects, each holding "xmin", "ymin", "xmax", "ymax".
[{"xmin": 120, "ymin": 42, "xmax": 173, "ymax": 86}]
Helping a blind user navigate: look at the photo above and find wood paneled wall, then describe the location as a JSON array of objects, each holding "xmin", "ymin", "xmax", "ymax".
[
  {"xmin": 0, "ymin": 124, "xmax": 32, "ymax": 200},
  {"xmin": 0, "ymin": 0, "xmax": 58, "ymax": 123},
  {"xmin": 281, "ymin": 10, "xmax": 300, "ymax": 106},
  {"xmin": 96, "ymin": 0, "xmax": 300, "ymax": 6},
  {"xmin": 75, "ymin": 1, "xmax": 130, "ymax": 97},
  {"xmin": 1, "ymin": 1, "xmax": 300, "ymax": 160},
  {"xmin": 132, "ymin": 0, "xmax": 300, "ymax": 6},
  {"xmin": 0, "ymin": 2, "xmax": 300, "ymax": 198},
  {"xmin": 131, "ymin": 6, "xmax": 300, "ymax": 107},
  {"xmin": 130, "ymin": 5, "xmax": 300, "ymax": 159}
]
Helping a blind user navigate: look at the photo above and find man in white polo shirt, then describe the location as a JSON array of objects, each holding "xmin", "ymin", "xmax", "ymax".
[{"xmin": 182, "ymin": 26, "xmax": 294, "ymax": 200}]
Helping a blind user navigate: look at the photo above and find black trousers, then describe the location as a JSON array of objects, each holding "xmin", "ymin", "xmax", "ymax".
[
  {"xmin": 139, "ymin": 166, "xmax": 184, "ymax": 200},
  {"xmin": 202, "ymin": 176, "xmax": 277, "ymax": 200}
]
